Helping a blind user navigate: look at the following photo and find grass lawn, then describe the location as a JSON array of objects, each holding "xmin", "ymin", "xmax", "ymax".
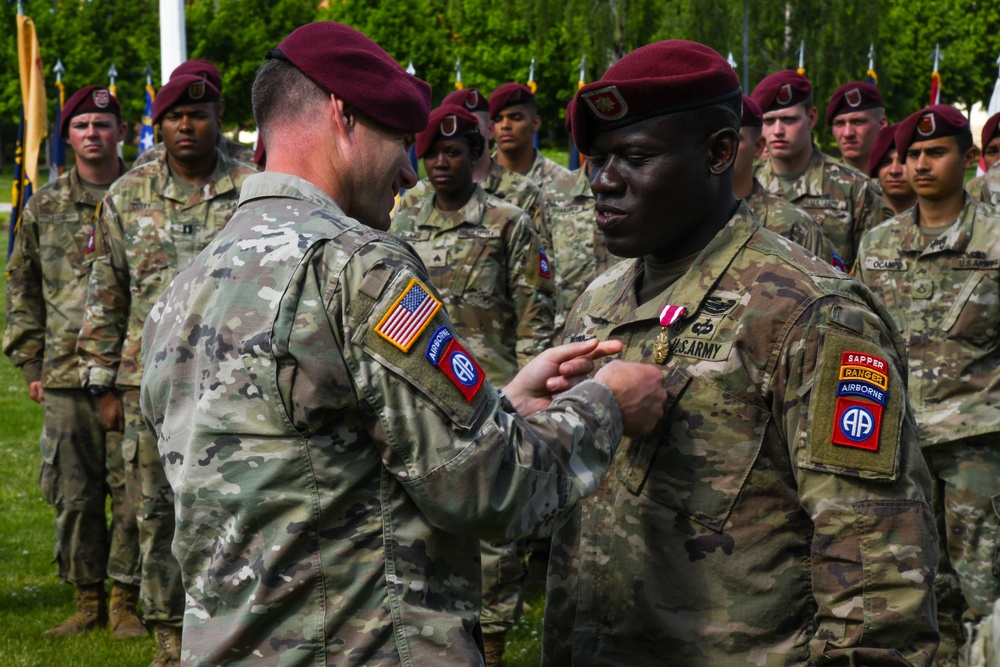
[{"xmin": 0, "ymin": 220, "xmax": 546, "ymax": 666}]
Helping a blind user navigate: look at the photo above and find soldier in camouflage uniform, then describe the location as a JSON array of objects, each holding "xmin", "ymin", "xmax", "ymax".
[
  {"xmin": 393, "ymin": 104, "xmax": 556, "ymax": 667},
  {"xmin": 753, "ymin": 70, "xmax": 889, "ymax": 272},
  {"xmin": 735, "ymin": 94, "xmax": 832, "ymax": 261},
  {"xmin": 855, "ymin": 106, "xmax": 1000, "ymax": 667},
  {"xmin": 77, "ymin": 75, "xmax": 256, "ymax": 667},
  {"xmin": 968, "ymin": 113, "xmax": 1000, "ymax": 202},
  {"xmin": 544, "ymin": 40, "xmax": 938, "ymax": 666},
  {"xmin": 134, "ymin": 59, "xmax": 253, "ymax": 167},
  {"xmin": 491, "ymin": 82, "xmax": 571, "ymax": 190},
  {"xmin": 3, "ymin": 86, "xmax": 145, "ymax": 640},
  {"xmin": 137, "ymin": 23, "xmax": 666, "ymax": 666},
  {"xmin": 825, "ymin": 81, "xmax": 887, "ymax": 175},
  {"xmin": 868, "ymin": 123, "xmax": 917, "ymax": 215}
]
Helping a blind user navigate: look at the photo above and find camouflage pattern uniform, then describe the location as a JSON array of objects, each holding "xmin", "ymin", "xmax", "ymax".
[
  {"xmin": 401, "ymin": 158, "xmax": 542, "ymax": 221},
  {"xmin": 966, "ymin": 174, "xmax": 985, "ymax": 202},
  {"xmin": 133, "ymin": 135, "xmax": 254, "ymax": 168},
  {"xmin": 78, "ymin": 150, "xmax": 256, "ymax": 629},
  {"xmin": 543, "ymin": 203, "xmax": 938, "ymax": 666},
  {"xmin": 981, "ymin": 161, "xmax": 1000, "ymax": 206},
  {"xmin": 855, "ymin": 196, "xmax": 1000, "ymax": 664},
  {"xmin": 745, "ymin": 177, "xmax": 833, "ymax": 261},
  {"xmin": 393, "ymin": 184, "xmax": 556, "ymax": 641},
  {"xmin": 391, "ymin": 184, "xmax": 555, "ymax": 384},
  {"xmin": 542, "ymin": 165, "xmax": 617, "ymax": 337},
  {"xmin": 3, "ymin": 165, "xmax": 139, "ymax": 589},
  {"xmin": 756, "ymin": 145, "xmax": 889, "ymax": 271},
  {"xmin": 523, "ymin": 149, "xmax": 571, "ymax": 190},
  {"xmin": 138, "ymin": 171, "xmax": 625, "ymax": 666}
]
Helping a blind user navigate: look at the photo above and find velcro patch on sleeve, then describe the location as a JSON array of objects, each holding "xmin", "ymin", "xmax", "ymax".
[
  {"xmin": 807, "ymin": 332, "xmax": 900, "ymax": 479},
  {"xmin": 425, "ymin": 326, "xmax": 485, "ymax": 403},
  {"xmin": 374, "ymin": 277, "xmax": 441, "ymax": 352}
]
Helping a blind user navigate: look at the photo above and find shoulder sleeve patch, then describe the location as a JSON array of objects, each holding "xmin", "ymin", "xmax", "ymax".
[
  {"xmin": 374, "ymin": 277, "xmax": 441, "ymax": 352},
  {"xmin": 807, "ymin": 331, "xmax": 900, "ymax": 479}
]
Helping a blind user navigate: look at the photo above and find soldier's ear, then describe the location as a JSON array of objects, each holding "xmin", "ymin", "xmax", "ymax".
[{"xmin": 708, "ymin": 127, "xmax": 739, "ymax": 175}]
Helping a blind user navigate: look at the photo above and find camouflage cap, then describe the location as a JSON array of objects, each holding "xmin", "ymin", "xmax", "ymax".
[
  {"xmin": 895, "ymin": 105, "xmax": 971, "ymax": 157},
  {"xmin": 983, "ymin": 112, "xmax": 1000, "ymax": 148},
  {"xmin": 415, "ymin": 105, "xmax": 479, "ymax": 158},
  {"xmin": 170, "ymin": 58, "xmax": 223, "ymax": 93},
  {"xmin": 751, "ymin": 70, "xmax": 811, "ymax": 113},
  {"xmin": 60, "ymin": 86, "xmax": 121, "ymax": 138},
  {"xmin": 443, "ymin": 88, "xmax": 490, "ymax": 114},
  {"xmin": 152, "ymin": 75, "xmax": 221, "ymax": 124},
  {"xmin": 867, "ymin": 123, "xmax": 899, "ymax": 178},
  {"xmin": 489, "ymin": 83, "xmax": 536, "ymax": 119},
  {"xmin": 267, "ymin": 22, "xmax": 431, "ymax": 134},
  {"xmin": 825, "ymin": 81, "xmax": 882, "ymax": 125},
  {"xmin": 741, "ymin": 94, "xmax": 763, "ymax": 127},
  {"xmin": 570, "ymin": 40, "xmax": 741, "ymax": 154}
]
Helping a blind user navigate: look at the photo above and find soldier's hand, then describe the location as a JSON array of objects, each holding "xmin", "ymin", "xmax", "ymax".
[
  {"xmin": 98, "ymin": 391, "xmax": 125, "ymax": 433},
  {"xmin": 594, "ymin": 361, "xmax": 666, "ymax": 438},
  {"xmin": 28, "ymin": 381, "xmax": 44, "ymax": 405},
  {"xmin": 503, "ymin": 338, "xmax": 624, "ymax": 416}
]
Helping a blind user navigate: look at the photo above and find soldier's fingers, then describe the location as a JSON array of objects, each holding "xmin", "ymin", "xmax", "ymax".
[
  {"xmin": 586, "ymin": 339, "xmax": 623, "ymax": 359},
  {"xmin": 556, "ymin": 356, "xmax": 596, "ymax": 379},
  {"xmin": 538, "ymin": 338, "xmax": 602, "ymax": 366}
]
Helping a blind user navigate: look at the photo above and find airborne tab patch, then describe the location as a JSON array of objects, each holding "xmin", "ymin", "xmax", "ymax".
[
  {"xmin": 375, "ymin": 278, "xmax": 441, "ymax": 352},
  {"xmin": 427, "ymin": 332, "xmax": 485, "ymax": 403}
]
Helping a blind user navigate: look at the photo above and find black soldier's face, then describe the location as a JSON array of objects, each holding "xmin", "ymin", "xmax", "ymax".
[
  {"xmin": 588, "ymin": 114, "xmax": 710, "ymax": 261},
  {"xmin": 425, "ymin": 138, "xmax": 474, "ymax": 197},
  {"xmin": 161, "ymin": 103, "xmax": 220, "ymax": 164}
]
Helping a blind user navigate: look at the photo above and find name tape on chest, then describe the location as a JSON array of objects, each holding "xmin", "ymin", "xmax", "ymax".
[
  {"xmin": 831, "ymin": 351, "xmax": 888, "ymax": 451},
  {"xmin": 375, "ymin": 278, "xmax": 442, "ymax": 353},
  {"xmin": 865, "ymin": 257, "xmax": 908, "ymax": 271},
  {"xmin": 425, "ymin": 326, "xmax": 485, "ymax": 402}
]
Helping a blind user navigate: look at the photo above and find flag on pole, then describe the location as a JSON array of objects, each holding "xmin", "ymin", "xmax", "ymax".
[
  {"xmin": 527, "ymin": 58, "xmax": 539, "ymax": 149},
  {"xmin": 796, "ymin": 41, "xmax": 806, "ymax": 76},
  {"xmin": 139, "ymin": 85, "xmax": 157, "ymax": 153},
  {"xmin": 569, "ymin": 56, "xmax": 586, "ymax": 171},
  {"xmin": 866, "ymin": 44, "xmax": 878, "ymax": 86},
  {"xmin": 52, "ymin": 59, "xmax": 66, "ymax": 179},
  {"xmin": 10, "ymin": 11, "xmax": 48, "ymax": 260},
  {"xmin": 454, "ymin": 58, "xmax": 463, "ymax": 90},
  {"xmin": 930, "ymin": 44, "xmax": 942, "ymax": 106}
]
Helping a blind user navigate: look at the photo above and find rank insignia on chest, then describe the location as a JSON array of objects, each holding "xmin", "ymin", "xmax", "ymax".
[
  {"xmin": 538, "ymin": 247, "xmax": 552, "ymax": 278},
  {"xmin": 831, "ymin": 351, "xmax": 888, "ymax": 451},
  {"xmin": 375, "ymin": 278, "xmax": 441, "ymax": 352},
  {"xmin": 425, "ymin": 326, "xmax": 485, "ymax": 402}
]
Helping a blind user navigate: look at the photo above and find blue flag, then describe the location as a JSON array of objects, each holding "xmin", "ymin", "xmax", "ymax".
[
  {"xmin": 139, "ymin": 84, "xmax": 156, "ymax": 153},
  {"xmin": 9, "ymin": 108, "xmax": 33, "ymax": 261}
]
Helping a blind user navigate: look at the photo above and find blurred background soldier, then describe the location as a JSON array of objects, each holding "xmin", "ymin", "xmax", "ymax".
[
  {"xmin": 491, "ymin": 82, "xmax": 570, "ymax": 190},
  {"xmin": 868, "ymin": 123, "xmax": 917, "ymax": 216},
  {"xmin": 826, "ymin": 81, "xmax": 887, "ymax": 175},
  {"xmin": 966, "ymin": 112, "xmax": 1000, "ymax": 201}
]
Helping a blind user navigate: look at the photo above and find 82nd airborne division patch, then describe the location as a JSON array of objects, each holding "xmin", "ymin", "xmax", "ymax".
[{"xmin": 831, "ymin": 351, "xmax": 888, "ymax": 451}]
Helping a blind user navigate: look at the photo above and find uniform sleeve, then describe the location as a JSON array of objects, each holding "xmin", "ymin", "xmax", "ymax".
[
  {"xmin": 338, "ymin": 244, "xmax": 621, "ymax": 542},
  {"xmin": 505, "ymin": 212, "xmax": 556, "ymax": 369},
  {"xmin": 3, "ymin": 201, "xmax": 46, "ymax": 383},
  {"xmin": 775, "ymin": 295, "xmax": 937, "ymax": 665},
  {"xmin": 852, "ymin": 183, "xmax": 889, "ymax": 263},
  {"xmin": 77, "ymin": 195, "xmax": 131, "ymax": 388}
]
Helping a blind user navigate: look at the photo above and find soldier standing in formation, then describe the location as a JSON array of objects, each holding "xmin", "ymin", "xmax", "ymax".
[
  {"xmin": 753, "ymin": 70, "xmax": 889, "ymax": 271},
  {"xmin": 77, "ymin": 74, "xmax": 256, "ymax": 667},
  {"xmin": 4, "ymin": 86, "xmax": 145, "ymax": 640},
  {"xmin": 966, "ymin": 111, "xmax": 999, "ymax": 201},
  {"xmin": 856, "ymin": 105, "xmax": 1000, "ymax": 666},
  {"xmin": 868, "ymin": 123, "xmax": 918, "ymax": 215},
  {"xmin": 543, "ymin": 39, "xmax": 938, "ymax": 665},
  {"xmin": 826, "ymin": 81, "xmax": 888, "ymax": 175},
  {"xmin": 733, "ymin": 93, "xmax": 832, "ymax": 261},
  {"xmin": 491, "ymin": 82, "xmax": 570, "ymax": 189},
  {"xmin": 138, "ymin": 21, "xmax": 665, "ymax": 665}
]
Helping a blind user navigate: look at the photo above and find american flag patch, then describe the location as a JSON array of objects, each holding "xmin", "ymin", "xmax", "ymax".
[{"xmin": 375, "ymin": 278, "xmax": 441, "ymax": 352}]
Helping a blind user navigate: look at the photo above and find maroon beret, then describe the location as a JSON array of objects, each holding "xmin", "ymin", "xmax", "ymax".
[
  {"xmin": 750, "ymin": 70, "xmax": 811, "ymax": 113},
  {"xmin": 983, "ymin": 112, "xmax": 1000, "ymax": 148},
  {"xmin": 867, "ymin": 123, "xmax": 899, "ymax": 178},
  {"xmin": 170, "ymin": 58, "xmax": 223, "ymax": 93},
  {"xmin": 489, "ymin": 83, "xmax": 535, "ymax": 119},
  {"xmin": 415, "ymin": 105, "xmax": 479, "ymax": 159},
  {"xmin": 60, "ymin": 86, "xmax": 121, "ymax": 138},
  {"xmin": 741, "ymin": 94, "xmax": 762, "ymax": 127},
  {"xmin": 268, "ymin": 22, "xmax": 430, "ymax": 135},
  {"xmin": 895, "ymin": 105, "xmax": 971, "ymax": 158},
  {"xmin": 825, "ymin": 81, "xmax": 883, "ymax": 125},
  {"xmin": 570, "ymin": 40, "xmax": 741, "ymax": 154},
  {"xmin": 442, "ymin": 88, "xmax": 490, "ymax": 114},
  {"xmin": 152, "ymin": 75, "xmax": 221, "ymax": 125}
]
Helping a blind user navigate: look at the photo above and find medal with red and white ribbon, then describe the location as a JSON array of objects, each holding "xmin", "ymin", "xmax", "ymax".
[{"xmin": 653, "ymin": 304, "xmax": 686, "ymax": 364}]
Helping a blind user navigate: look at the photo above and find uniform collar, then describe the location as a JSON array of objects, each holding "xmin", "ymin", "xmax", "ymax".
[
  {"xmin": 157, "ymin": 147, "xmax": 237, "ymax": 207},
  {"xmin": 590, "ymin": 201, "xmax": 758, "ymax": 327},
  {"xmin": 415, "ymin": 185, "xmax": 487, "ymax": 231},
  {"xmin": 238, "ymin": 171, "xmax": 347, "ymax": 218},
  {"xmin": 66, "ymin": 160, "xmax": 127, "ymax": 206},
  {"xmin": 568, "ymin": 166, "xmax": 593, "ymax": 199},
  {"xmin": 758, "ymin": 145, "xmax": 826, "ymax": 200},
  {"xmin": 898, "ymin": 194, "xmax": 980, "ymax": 256}
]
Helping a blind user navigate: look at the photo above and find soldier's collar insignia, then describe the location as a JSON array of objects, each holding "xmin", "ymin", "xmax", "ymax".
[
  {"xmin": 189, "ymin": 81, "xmax": 206, "ymax": 100},
  {"xmin": 425, "ymin": 325, "xmax": 484, "ymax": 402},
  {"xmin": 845, "ymin": 88, "xmax": 862, "ymax": 107},
  {"xmin": 375, "ymin": 278, "xmax": 441, "ymax": 353},
  {"xmin": 776, "ymin": 84, "xmax": 793, "ymax": 106},
  {"xmin": 465, "ymin": 90, "xmax": 479, "ymax": 110},
  {"xmin": 581, "ymin": 86, "xmax": 628, "ymax": 121},
  {"xmin": 93, "ymin": 89, "xmax": 110, "ymax": 108},
  {"xmin": 917, "ymin": 113, "xmax": 936, "ymax": 137},
  {"xmin": 441, "ymin": 114, "xmax": 458, "ymax": 137}
]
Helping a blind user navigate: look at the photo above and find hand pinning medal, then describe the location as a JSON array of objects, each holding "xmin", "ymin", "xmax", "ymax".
[{"xmin": 654, "ymin": 304, "xmax": 686, "ymax": 364}]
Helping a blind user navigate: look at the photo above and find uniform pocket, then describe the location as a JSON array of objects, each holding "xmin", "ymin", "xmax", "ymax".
[{"xmin": 941, "ymin": 272, "xmax": 999, "ymax": 348}]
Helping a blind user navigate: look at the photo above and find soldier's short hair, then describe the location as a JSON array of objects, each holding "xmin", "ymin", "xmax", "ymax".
[
  {"xmin": 680, "ymin": 95, "xmax": 742, "ymax": 144},
  {"xmin": 252, "ymin": 59, "xmax": 329, "ymax": 135}
]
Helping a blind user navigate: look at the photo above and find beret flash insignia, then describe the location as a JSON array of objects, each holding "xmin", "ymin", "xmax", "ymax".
[
  {"xmin": 845, "ymin": 88, "xmax": 862, "ymax": 107},
  {"xmin": 189, "ymin": 81, "xmax": 205, "ymax": 99},
  {"xmin": 465, "ymin": 90, "xmax": 479, "ymax": 110},
  {"xmin": 917, "ymin": 113, "xmax": 936, "ymax": 136},
  {"xmin": 776, "ymin": 83, "xmax": 793, "ymax": 106},
  {"xmin": 441, "ymin": 114, "xmax": 457, "ymax": 136},
  {"xmin": 581, "ymin": 86, "xmax": 628, "ymax": 121},
  {"xmin": 93, "ymin": 89, "xmax": 110, "ymax": 108}
]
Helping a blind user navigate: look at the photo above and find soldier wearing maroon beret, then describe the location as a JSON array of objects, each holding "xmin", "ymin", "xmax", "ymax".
[
  {"xmin": 136, "ymin": 20, "xmax": 665, "ymax": 667},
  {"xmin": 868, "ymin": 123, "xmax": 916, "ymax": 215},
  {"xmin": 968, "ymin": 111, "xmax": 1000, "ymax": 201},
  {"xmin": 547, "ymin": 38, "xmax": 937, "ymax": 666},
  {"xmin": 856, "ymin": 104, "xmax": 1000, "ymax": 665},
  {"xmin": 826, "ymin": 81, "xmax": 887, "ymax": 173},
  {"xmin": 752, "ymin": 70, "xmax": 889, "ymax": 272},
  {"xmin": 3, "ymin": 83, "xmax": 145, "ymax": 641},
  {"xmin": 491, "ymin": 81, "xmax": 571, "ymax": 190},
  {"xmin": 134, "ymin": 57, "xmax": 254, "ymax": 167}
]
